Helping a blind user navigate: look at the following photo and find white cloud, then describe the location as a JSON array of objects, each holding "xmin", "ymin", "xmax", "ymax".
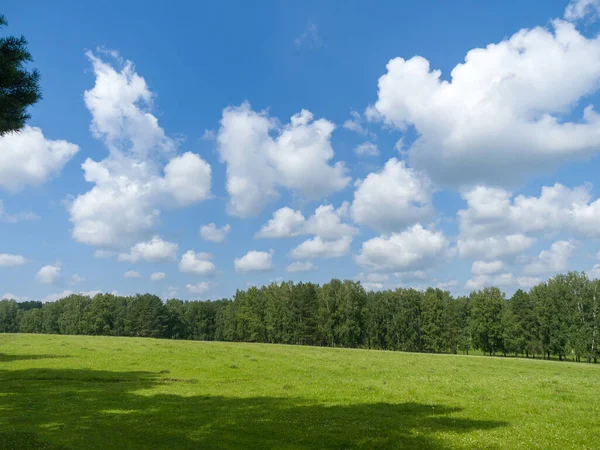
[
  {"xmin": 256, "ymin": 207, "xmax": 305, "ymax": 238},
  {"xmin": 465, "ymin": 272, "xmax": 541, "ymax": 291},
  {"xmin": 159, "ymin": 152, "xmax": 211, "ymax": 207},
  {"xmin": 588, "ymin": 264, "xmax": 600, "ymax": 279},
  {"xmin": 290, "ymin": 236, "xmax": 352, "ymax": 259},
  {"xmin": 0, "ymin": 253, "xmax": 27, "ymax": 266},
  {"xmin": 286, "ymin": 261, "xmax": 317, "ymax": 273},
  {"xmin": 70, "ymin": 274, "xmax": 85, "ymax": 285},
  {"xmin": 343, "ymin": 111, "xmax": 376, "ymax": 139},
  {"xmin": 355, "ymin": 224, "xmax": 450, "ymax": 273},
  {"xmin": 368, "ymin": 20, "xmax": 600, "ymax": 186},
  {"xmin": 0, "ymin": 126, "xmax": 79, "ymax": 192},
  {"xmin": 356, "ymin": 272, "xmax": 390, "ymax": 286},
  {"xmin": 351, "ymin": 158, "xmax": 433, "ymax": 233},
  {"xmin": 0, "ymin": 200, "xmax": 39, "ymax": 223},
  {"xmin": 257, "ymin": 202, "xmax": 357, "ymax": 242},
  {"xmin": 472, "ymin": 260, "xmax": 505, "ymax": 276},
  {"xmin": 200, "ymin": 223, "xmax": 231, "ymax": 243},
  {"xmin": 118, "ymin": 236, "xmax": 178, "ymax": 262},
  {"xmin": 362, "ymin": 282, "xmax": 385, "ymax": 291},
  {"xmin": 186, "ymin": 281, "xmax": 215, "ymax": 295},
  {"xmin": 524, "ymin": 240, "xmax": 576, "ymax": 275},
  {"xmin": 42, "ymin": 290, "xmax": 102, "ymax": 303},
  {"xmin": 436, "ymin": 280, "xmax": 458, "ymax": 290},
  {"xmin": 123, "ymin": 270, "xmax": 142, "ymax": 279},
  {"xmin": 565, "ymin": 0, "xmax": 600, "ymax": 21},
  {"xmin": 2, "ymin": 293, "xmax": 32, "ymax": 302},
  {"xmin": 303, "ymin": 203, "xmax": 357, "ymax": 240},
  {"xmin": 150, "ymin": 272, "xmax": 166, "ymax": 281},
  {"xmin": 465, "ymin": 273, "xmax": 516, "ymax": 290},
  {"xmin": 517, "ymin": 276, "xmax": 542, "ymax": 289},
  {"xmin": 164, "ymin": 286, "xmax": 179, "ymax": 299},
  {"xmin": 234, "ymin": 250, "xmax": 274, "ymax": 273},
  {"xmin": 354, "ymin": 142, "xmax": 379, "ymax": 157},
  {"xmin": 217, "ymin": 103, "xmax": 350, "ymax": 218},
  {"xmin": 36, "ymin": 264, "xmax": 62, "ymax": 285},
  {"xmin": 68, "ymin": 52, "xmax": 211, "ymax": 248},
  {"xmin": 457, "ymin": 234, "xmax": 536, "ymax": 261},
  {"xmin": 179, "ymin": 250, "xmax": 216, "ymax": 276},
  {"xmin": 458, "ymin": 184, "xmax": 600, "ymax": 239}
]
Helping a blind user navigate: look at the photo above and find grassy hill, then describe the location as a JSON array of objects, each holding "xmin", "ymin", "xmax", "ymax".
[{"xmin": 0, "ymin": 334, "xmax": 598, "ymax": 449}]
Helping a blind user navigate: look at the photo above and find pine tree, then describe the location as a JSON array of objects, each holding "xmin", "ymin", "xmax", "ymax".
[{"xmin": 0, "ymin": 15, "xmax": 41, "ymax": 134}]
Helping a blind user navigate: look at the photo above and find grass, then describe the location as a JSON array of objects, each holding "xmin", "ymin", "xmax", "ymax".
[{"xmin": 0, "ymin": 334, "xmax": 599, "ymax": 449}]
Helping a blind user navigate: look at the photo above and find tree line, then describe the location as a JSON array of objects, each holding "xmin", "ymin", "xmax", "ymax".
[{"xmin": 1, "ymin": 271, "xmax": 599, "ymax": 363}]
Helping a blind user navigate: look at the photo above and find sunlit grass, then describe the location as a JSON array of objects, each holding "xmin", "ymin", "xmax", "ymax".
[{"xmin": 0, "ymin": 334, "xmax": 599, "ymax": 449}]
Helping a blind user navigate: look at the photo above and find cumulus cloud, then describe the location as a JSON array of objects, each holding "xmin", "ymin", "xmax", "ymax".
[
  {"xmin": 290, "ymin": 236, "xmax": 352, "ymax": 259},
  {"xmin": 286, "ymin": 261, "xmax": 317, "ymax": 273},
  {"xmin": 564, "ymin": 0, "xmax": 600, "ymax": 21},
  {"xmin": 459, "ymin": 183, "xmax": 600, "ymax": 239},
  {"xmin": 0, "ymin": 127, "xmax": 79, "ymax": 192},
  {"xmin": 70, "ymin": 274, "xmax": 85, "ymax": 285},
  {"xmin": 524, "ymin": 241, "xmax": 576, "ymax": 275},
  {"xmin": 355, "ymin": 224, "xmax": 451, "ymax": 273},
  {"xmin": 186, "ymin": 281, "xmax": 215, "ymax": 295},
  {"xmin": 42, "ymin": 290, "xmax": 102, "ymax": 303},
  {"xmin": 367, "ymin": 20, "xmax": 600, "ymax": 187},
  {"xmin": 118, "ymin": 236, "xmax": 178, "ymax": 262},
  {"xmin": 234, "ymin": 250, "xmax": 274, "ymax": 273},
  {"xmin": 217, "ymin": 103, "xmax": 350, "ymax": 217},
  {"xmin": 68, "ymin": 51, "xmax": 211, "ymax": 248},
  {"xmin": 353, "ymin": 142, "xmax": 379, "ymax": 157},
  {"xmin": 36, "ymin": 264, "xmax": 62, "ymax": 285},
  {"xmin": 588, "ymin": 264, "xmax": 600, "ymax": 279},
  {"xmin": 123, "ymin": 270, "xmax": 142, "ymax": 279},
  {"xmin": 200, "ymin": 223, "xmax": 231, "ymax": 243},
  {"xmin": 465, "ymin": 272, "xmax": 540, "ymax": 291},
  {"xmin": 179, "ymin": 251, "xmax": 216, "ymax": 276},
  {"xmin": 257, "ymin": 202, "xmax": 357, "ymax": 242},
  {"xmin": 256, "ymin": 207, "xmax": 306, "ymax": 238},
  {"xmin": 2, "ymin": 293, "xmax": 32, "ymax": 302},
  {"xmin": 351, "ymin": 158, "xmax": 433, "ymax": 232},
  {"xmin": 0, "ymin": 253, "xmax": 27, "ymax": 266},
  {"xmin": 472, "ymin": 260, "xmax": 505, "ymax": 276},
  {"xmin": 457, "ymin": 234, "xmax": 536, "ymax": 261},
  {"xmin": 150, "ymin": 272, "xmax": 166, "ymax": 281}
]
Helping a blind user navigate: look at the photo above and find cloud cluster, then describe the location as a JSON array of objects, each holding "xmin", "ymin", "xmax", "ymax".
[
  {"xmin": 234, "ymin": 250, "xmax": 274, "ymax": 273},
  {"xmin": 355, "ymin": 224, "xmax": 451, "ymax": 273},
  {"xmin": 217, "ymin": 103, "xmax": 350, "ymax": 217},
  {"xmin": 351, "ymin": 158, "xmax": 433, "ymax": 233},
  {"xmin": 367, "ymin": 20, "xmax": 600, "ymax": 187},
  {"xmin": 0, "ymin": 127, "xmax": 79, "ymax": 192},
  {"xmin": 68, "ymin": 52, "xmax": 211, "ymax": 249},
  {"xmin": 200, "ymin": 223, "xmax": 231, "ymax": 243},
  {"xmin": 118, "ymin": 236, "xmax": 178, "ymax": 262},
  {"xmin": 179, "ymin": 251, "xmax": 216, "ymax": 276}
]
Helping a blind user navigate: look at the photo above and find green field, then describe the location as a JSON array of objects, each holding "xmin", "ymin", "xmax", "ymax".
[{"xmin": 1, "ymin": 334, "xmax": 599, "ymax": 449}]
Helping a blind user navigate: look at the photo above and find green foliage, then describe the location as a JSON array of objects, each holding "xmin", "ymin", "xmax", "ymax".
[
  {"xmin": 3, "ymin": 271, "xmax": 600, "ymax": 363},
  {"xmin": 0, "ymin": 15, "xmax": 42, "ymax": 134},
  {"xmin": 469, "ymin": 287, "xmax": 505, "ymax": 356}
]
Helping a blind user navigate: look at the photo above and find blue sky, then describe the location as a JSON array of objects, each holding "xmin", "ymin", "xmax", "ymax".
[{"xmin": 2, "ymin": 0, "xmax": 600, "ymax": 302}]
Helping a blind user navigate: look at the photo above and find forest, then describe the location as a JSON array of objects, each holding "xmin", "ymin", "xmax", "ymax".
[{"xmin": 1, "ymin": 271, "xmax": 599, "ymax": 363}]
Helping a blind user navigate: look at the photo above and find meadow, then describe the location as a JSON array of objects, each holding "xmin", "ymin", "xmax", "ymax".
[{"xmin": 1, "ymin": 334, "xmax": 599, "ymax": 449}]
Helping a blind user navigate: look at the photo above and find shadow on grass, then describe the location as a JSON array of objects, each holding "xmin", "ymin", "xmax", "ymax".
[
  {"xmin": 0, "ymin": 353, "xmax": 68, "ymax": 363},
  {"xmin": 0, "ymin": 368, "xmax": 507, "ymax": 450}
]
